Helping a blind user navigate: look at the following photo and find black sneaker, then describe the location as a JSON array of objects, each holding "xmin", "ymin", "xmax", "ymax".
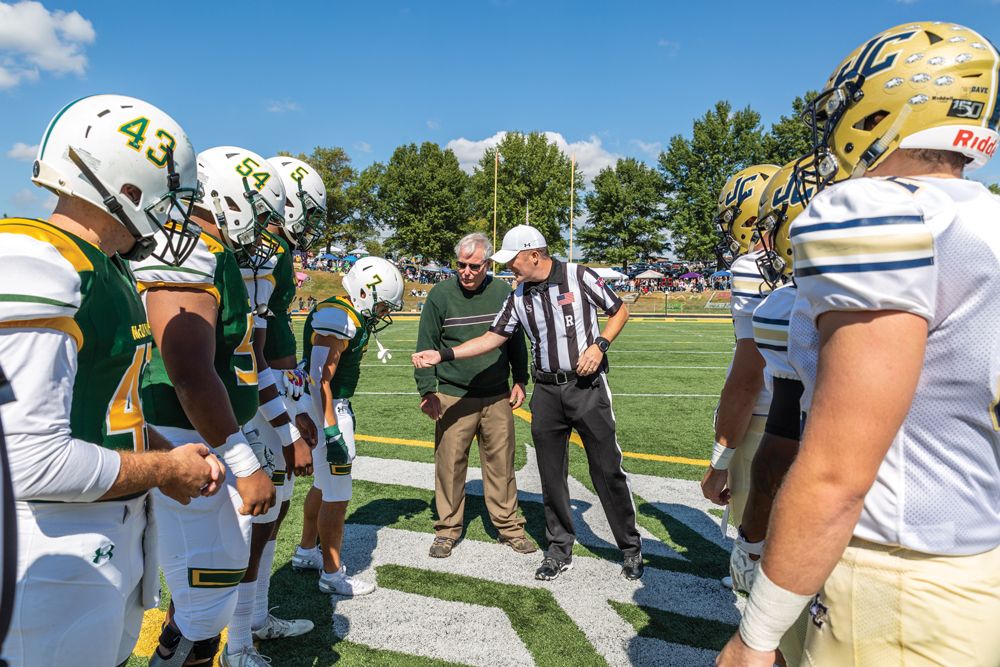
[
  {"xmin": 535, "ymin": 556, "xmax": 572, "ymax": 580},
  {"xmin": 622, "ymin": 553, "xmax": 644, "ymax": 580}
]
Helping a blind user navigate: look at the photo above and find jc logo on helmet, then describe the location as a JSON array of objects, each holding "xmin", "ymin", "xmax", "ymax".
[
  {"xmin": 832, "ymin": 31, "xmax": 917, "ymax": 88},
  {"xmin": 770, "ymin": 179, "xmax": 813, "ymax": 209},
  {"xmin": 724, "ymin": 175, "xmax": 760, "ymax": 209}
]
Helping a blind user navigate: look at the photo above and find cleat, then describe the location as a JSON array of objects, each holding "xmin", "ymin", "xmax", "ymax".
[
  {"xmin": 252, "ymin": 612, "xmax": 314, "ymax": 640},
  {"xmin": 319, "ymin": 566, "xmax": 376, "ymax": 596},
  {"xmin": 622, "ymin": 553, "xmax": 644, "ymax": 580},
  {"xmin": 219, "ymin": 643, "xmax": 271, "ymax": 667},
  {"xmin": 498, "ymin": 534, "xmax": 538, "ymax": 554},
  {"xmin": 535, "ymin": 556, "xmax": 573, "ymax": 580},
  {"xmin": 291, "ymin": 547, "xmax": 322, "ymax": 572}
]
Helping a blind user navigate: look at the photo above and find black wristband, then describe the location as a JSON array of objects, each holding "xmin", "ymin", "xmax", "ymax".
[
  {"xmin": 596, "ymin": 336, "xmax": 610, "ymax": 352},
  {"xmin": 439, "ymin": 348, "xmax": 455, "ymax": 362}
]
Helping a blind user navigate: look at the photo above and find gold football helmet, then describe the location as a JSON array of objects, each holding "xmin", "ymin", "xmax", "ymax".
[
  {"xmin": 796, "ymin": 22, "xmax": 1000, "ymax": 200},
  {"xmin": 755, "ymin": 162, "xmax": 814, "ymax": 287},
  {"xmin": 713, "ymin": 164, "xmax": 780, "ymax": 267}
]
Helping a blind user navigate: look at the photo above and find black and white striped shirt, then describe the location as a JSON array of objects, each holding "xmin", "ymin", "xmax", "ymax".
[{"xmin": 489, "ymin": 261, "xmax": 623, "ymax": 373}]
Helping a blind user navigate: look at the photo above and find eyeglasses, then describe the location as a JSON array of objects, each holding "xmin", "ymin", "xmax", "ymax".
[{"xmin": 457, "ymin": 261, "xmax": 484, "ymax": 271}]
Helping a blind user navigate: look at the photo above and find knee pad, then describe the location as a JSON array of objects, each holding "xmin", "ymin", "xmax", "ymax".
[{"xmin": 191, "ymin": 634, "xmax": 221, "ymax": 662}]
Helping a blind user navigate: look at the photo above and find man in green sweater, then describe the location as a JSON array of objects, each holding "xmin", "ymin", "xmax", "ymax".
[{"xmin": 415, "ymin": 233, "xmax": 535, "ymax": 558}]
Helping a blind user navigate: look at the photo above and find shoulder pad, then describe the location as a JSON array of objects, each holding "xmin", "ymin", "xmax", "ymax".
[
  {"xmin": 311, "ymin": 302, "xmax": 359, "ymax": 340},
  {"xmin": 0, "ymin": 230, "xmax": 82, "ymax": 323}
]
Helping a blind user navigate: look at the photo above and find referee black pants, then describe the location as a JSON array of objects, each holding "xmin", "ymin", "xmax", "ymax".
[{"xmin": 529, "ymin": 372, "xmax": 641, "ymax": 561}]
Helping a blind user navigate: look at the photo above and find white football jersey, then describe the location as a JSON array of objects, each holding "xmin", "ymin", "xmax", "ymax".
[
  {"xmin": 752, "ymin": 283, "xmax": 798, "ymax": 397},
  {"xmin": 788, "ymin": 176, "xmax": 1000, "ymax": 556},
  {"xmin": 728, "ymin": 251, "xmax": 772, "ymax": 418}
]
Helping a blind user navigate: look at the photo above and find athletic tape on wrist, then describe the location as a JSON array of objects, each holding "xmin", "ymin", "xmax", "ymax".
[
  {"xmin": 259, "ymin": 396, "xmax": 287, "ymax": 422},
  {"xmin": 439, "ymin": 348, "xmax": 455, "ymax": 362},
  {"xmin": 215, "ymin": 431, "xmax": 262, "ymax": 478},
  {"xmin": 711, "ymin": 442, "xmax": 736, "ymax": 470},
  {"xmin": 273, "ymin": 421, "xmax": 302, "ymax": 448},
  {"xmin": 257, "ymin": 367, "xmax": 276, "ymax": 392},
  {"xmin": 739, "ymin": 567, "xmax": 813, "ymax": 651}
]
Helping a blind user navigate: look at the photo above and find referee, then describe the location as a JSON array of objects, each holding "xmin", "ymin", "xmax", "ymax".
[{"xmin": 413, "ymin": 225, "xmax": 642, "ymax": 581}]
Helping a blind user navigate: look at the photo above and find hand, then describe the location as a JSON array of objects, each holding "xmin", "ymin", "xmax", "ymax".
[
  {"xmin": 160, "ymin": 443, "xmax": 220, "ymax": 505},
  {"xmin": 325, "ymin": 425, "xmax": 350, "ymax": 466},
  {"xmin": 701, "ymin": 466, "xmax": 731, "ymax": 505},
  {"xmin": 296, "ymin": 412, "xmax": 318, "ymax": 448},
  {"xmin": 283, "ymin": 437, "xmax": 314, "ymax": 477},
  {"xmin": 200, "ymin": 453, "xmax": 225, "ymax": 497},
  {"xmin": 715, "ymin": 631, "xmax": 775, "ymax": 667},
  {"xmin": 576, "ymin": 344, "xmax": 604, "ymax": 376},
  {"xmin": 509, "ymin": 383, "xmax": 526, "ymax": 410},
  {"xmin": 420, "ymin": 393, "xmax": 442, "ymax": 421},
  {"xmin": 280, "ymin": 368, "xmax": 312, "ymax": 399},
  {"xmin": 235, "ymin": 469, "xmax": 276, "ymax": 516},
  {"xmin": 412, "ymin": 350, "xmax": 442, "ymax": 368}
]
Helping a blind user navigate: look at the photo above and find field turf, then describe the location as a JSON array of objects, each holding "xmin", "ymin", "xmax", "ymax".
[{"xmin": 130, "ymin": 316, "xmax": 742, "ymax": 667}]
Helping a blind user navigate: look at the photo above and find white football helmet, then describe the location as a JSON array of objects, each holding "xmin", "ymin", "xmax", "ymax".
[
  {"xmin": 267, "ymin": 156, "xmax": 327, "ymax": 249},
  {"xmin": 32, "ymin": 94, "xmax": 199, "ymax": 264},
  {"xmin": 196, "ymin": 147, "xmax": 284, "ymax": 271},
  {"xmin": 341, "ymin": 257, "xmax": 404, "ymax": 331}
]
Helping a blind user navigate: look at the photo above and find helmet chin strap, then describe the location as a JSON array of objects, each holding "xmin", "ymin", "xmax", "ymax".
[
  {"xmin": 67, "ymin": 147, "xmax": 154, "ymax": 261},
  {"xmin": 852, "ymin": 105, "xmax": 912, "ymax": 178}
]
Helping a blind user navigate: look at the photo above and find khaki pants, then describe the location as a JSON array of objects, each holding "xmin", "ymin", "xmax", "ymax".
[
  {"xmin": 433, "ymin": 393, "xmax": 526, "ymax": 541},
  {"xmin": 803, "ymin": 537, "xmax": 1000, "ymax": 666},
  {"xmin": 727, "ymin": 415, "xmax": 766, "ymax": 532}
]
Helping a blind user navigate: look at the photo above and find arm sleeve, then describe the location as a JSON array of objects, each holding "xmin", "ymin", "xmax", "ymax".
[
  {"xmin": 790, "ymin": 180, "xmax": 937, "ymax": 323},
  {"xmin": 579, "ymin": 266, "xmax": 624, "ymax": 316},
  {"xmin": 309, "ymin": 345, "xmax": 330, "ymax": 429},
  {"xmin": 414, "ymin": 293, "xmax": 443, "ymax": 396},
  {"xmin": 506, "ymin": 324, "xmax": 530, "ymax": 385},
  {"xmin": 488, "ymin": 292, "xmax": 521, "ymax": 338},
  {"xmin": 131, "ymin": 234, "xmax": 221, "ymax": 305},
  {"xmin": 764, "ymin": 377, "xmax": 805, "ymax": 440},
  {"xmin": 0, "ymin": 330, "xmax": 121, "ymax": 502}
]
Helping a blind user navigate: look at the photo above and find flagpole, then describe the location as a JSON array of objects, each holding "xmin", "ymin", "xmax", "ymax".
[
  {"xmin": 570, "ymin": 153, "xmax": 575, "ymax": 263},
  {"xmin": 493, "ymin": 149, "xmax": 499, "ymax": 273}
]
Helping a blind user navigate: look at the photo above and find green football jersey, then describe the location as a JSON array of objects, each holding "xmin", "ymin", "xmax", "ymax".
[
  {"xmin": 0, "ymin": 218, "xmax": 153, "ymax": 452},
  {"xmin": 134, "ymin": 230, "xmax": 259, "ymax": 429},
  {"xmin": 264, "ymin": 237, "xmax": 297, "ymax": 361},
  {"xmin": 303, "ymin": 296, "xmax": 369, "ymax": 399}
]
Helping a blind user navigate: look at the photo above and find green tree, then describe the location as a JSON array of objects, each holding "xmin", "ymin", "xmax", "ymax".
[
  {"xmin": 762, "ymin": 91, "xmax": 819, "ymax": 166},
  {"xmin": 277, "ymin": 146, "xmax": 360, "ymax": 252},
  {"xmin": 578, "ymin": 157, "xmax": 668, "ymax": 266},
  {"xmin": 988, "ymin": 183, "xmax": 1000, "ymax": 196},
  {"xmin": 657, "ymin": 101, "xmax": 769, "ymax": 260},
  {"xmin": 361, "ymin": 142, "xmax": 472, "ymax": 262},
  {"xmin": 469, "ymin": 131, "xmax": 585, "ymax": 256},
  {"xmin": 343, "ymin": 162, "xmax": 387, "ymax": 253}
]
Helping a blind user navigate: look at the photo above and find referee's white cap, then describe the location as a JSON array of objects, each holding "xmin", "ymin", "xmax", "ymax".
[{"xmin": 491, "ymin": 225, "xmax": 547, "ymax": 263}]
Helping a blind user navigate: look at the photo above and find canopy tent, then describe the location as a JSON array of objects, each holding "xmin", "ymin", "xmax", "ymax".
[
  {"xmin": 342, "ymin": 255, "xmax": 359, "ymax": 263},
  {"xmin": 421, "ymin": 263, "xmax": 441, "ymax": 272},
  {"xmin": 679, "ymin": 272, "xmax": 702, "ymax": 278},
  {"xmin": 326, "ymin": 246, "xmax": 345, "ymax": 255},
  {"xmin": 318, "ymin": 253, "xmax": 338, "ymax": 260},
  {"xmin": 441, "ymin": 266, "xmax": 453, "ymax": 274},
  {"xmin": 348, "ymin": 247, "xmax": 369, "ymax": 257},
  {"xmin": 709, "ymin": 270, "xmax": 731, "ymax": 277},
  {"xmin": 635, "ymin": 269, "xmax": 665, "ymax": 279},
  {"xmin": 593, "ymin": 268, "xmax": 626, "ymax": 281}
]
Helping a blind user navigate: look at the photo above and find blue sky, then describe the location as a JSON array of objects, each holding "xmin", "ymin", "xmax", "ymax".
[{"xmin": 2, "ymin": 0, "xmax": 999, "ymax": 225}]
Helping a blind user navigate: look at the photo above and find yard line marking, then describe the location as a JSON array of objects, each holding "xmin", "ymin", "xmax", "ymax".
[
  {"xmin": 608, "ymin": 351, "xmax": 732, "ymax": 354},
  {"xmin": 355, "ymin": 434, "xmax": 434, "ymax": 448},
  {"xmin": 511, "ymin": 408, "xmax": 709, "ymax": 466}
]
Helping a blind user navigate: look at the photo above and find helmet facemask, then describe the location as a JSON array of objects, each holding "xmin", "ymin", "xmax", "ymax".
[
  {"xmin": 364, "ymin": 281, "xmax": 404, "ymax": 335},
  {"xmin": 289, "ymin": 171, "xmax": 326, "ymax": 250},
  {"xmin": 793, "ymin": 78, "xmax": 865, "ymax": 205},
  {"xmin": 211, "ymin": 177, "xmax": 283, "ymax": 271},
  {"xmin": 755, "ymin": 205, "xmax": 790, "ymax": 289}
]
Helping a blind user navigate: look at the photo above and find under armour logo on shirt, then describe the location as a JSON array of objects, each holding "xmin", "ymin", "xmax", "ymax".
[{"xmin": 93, "ymin": 544, "xmax": 115, "ymax": 564}]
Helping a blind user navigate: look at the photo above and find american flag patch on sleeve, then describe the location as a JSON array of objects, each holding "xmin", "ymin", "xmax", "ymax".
[
  {"xmin": 596, "ymin": 278, "xmax": 605, "ymax": 287},
  {"xmin": 557, "ymin": 292, "xmax": 575, "ymax": 306}
]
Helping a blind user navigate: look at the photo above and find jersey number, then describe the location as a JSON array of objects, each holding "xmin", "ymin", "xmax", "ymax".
[
  {"xmin": 117, "ymin": 117, "xmax": 177, "ymax": 170},
  {"xmin": 234, "ymin": 313, "xmax": 259, "ymax": 386},
  {"xmin": 106, "ymin": 343, "xmax": 152, "ymax": 452},
  {"xmin": 234, "ymin": 157, "xmax": 271, "ymax": 191}
]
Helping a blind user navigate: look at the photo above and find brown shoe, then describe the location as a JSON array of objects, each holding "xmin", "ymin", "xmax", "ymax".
[
  {"xmin": 429, "ymin": 536, "xmax": 457, "ymax": 558},
  {"xmin": 498, "ymin": 534, "xmax": 538, "ymax": 554}
]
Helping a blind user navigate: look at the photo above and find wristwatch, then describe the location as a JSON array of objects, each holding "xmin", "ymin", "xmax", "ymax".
[{"xmin": 595, "ymin": 337, "xmax": 610, "ymax": 353}]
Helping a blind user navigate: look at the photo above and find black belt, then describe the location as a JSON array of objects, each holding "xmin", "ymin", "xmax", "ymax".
[{"xmin": 533, "ymin": 369, "xmax": 579, "ymax": 385}]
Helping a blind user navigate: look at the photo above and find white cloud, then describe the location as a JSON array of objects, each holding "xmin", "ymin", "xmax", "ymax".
[
  {"xmin": 265, "ymin": 100, "xmax": 301, "ymax": 113},
  {"xmin": 354, "ymin": 141, "xmax": 371, "ymax": 153},
  {"xmin": 427, "ymin": 119, "xmax": 439, "ymax": 130},
  {"xmin": 657, "ymin": 39, "xmax": 680, "ymax": 56},
  {"xmin": 446, "ymin": 131, "xmax": 621, "ymax": 187},
  {"xmin": 9, "ymin": 187, "xmax": 38, "ymax": 209},
  {"xmin": 630, "ymin": 139, "xmax": 661, "ymax": 156},
  {"xmin": 0, "ymin": 1, "xmax": 96, "ymax": 90},
  {"xmin": 40, "ymin": 191, "xmax": 57, "ymax": 212},
  {"xmin": 7, "ymin": 141, "xmax": 37, "ymax": 161}
]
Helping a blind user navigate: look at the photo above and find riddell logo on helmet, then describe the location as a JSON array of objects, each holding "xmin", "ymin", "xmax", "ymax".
[{"xmin": 953, "ymin": 129, "xmax": 998, "ymax": 157}]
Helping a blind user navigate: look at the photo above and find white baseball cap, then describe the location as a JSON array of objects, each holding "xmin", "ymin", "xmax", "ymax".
[{"xmin": 491, "ymin": 225, "xmax": 548, "ymax": 263}]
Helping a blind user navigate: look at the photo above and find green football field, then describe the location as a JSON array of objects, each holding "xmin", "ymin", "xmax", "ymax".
[{"xmin": 131, "ymin": 317, "xmax": 743, "ymax": 667}]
